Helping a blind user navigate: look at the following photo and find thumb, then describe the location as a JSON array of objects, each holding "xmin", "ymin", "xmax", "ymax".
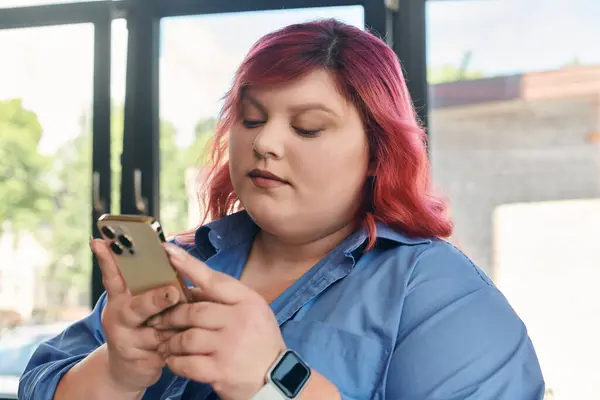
[{"xmin": 91, "ymin": 237, "xmax": 127, "ymax": 296}]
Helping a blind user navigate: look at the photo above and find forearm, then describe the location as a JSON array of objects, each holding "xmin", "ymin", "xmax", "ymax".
[
  {"xmin": 55, "ymin": 344, "xmax": 144, "ymax": 400},
  {"xmin": 300, "ymin": 370, "xmax": 341, "ymax": 400}
]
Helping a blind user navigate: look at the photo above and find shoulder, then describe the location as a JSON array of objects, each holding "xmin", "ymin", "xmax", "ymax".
[
  {"xmin": 366, "ymin": 222, "xmax": 492, "ymax": 288},
  {"xmin": 376, "ymin": 237, "xmax": 545, "ymax": 398},
  {"xmin": 341, "ymin": 234, "xmax": 508, "ymax": 344},
  {"xmin": 401, "ymin": 238, "xmax": 493, "ymax": 290},
  {"xmin": 361, "ymin": 233, "xmax": 532, "ymax": 351},
  {"xmin": 364, "ymin": 235, "xmax": 494, "ymax": 299},
  {"xmin": 375, "ymin": 237, "xmax": 511, "ymax": 333}
]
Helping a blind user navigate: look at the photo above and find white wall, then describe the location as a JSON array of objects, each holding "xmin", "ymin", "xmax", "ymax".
[
  {"xmin": 0, "ymin": 230, "xmax": 48, "ymax": 318},
  {"xmin": 493, "ymin": 199, "xmax": 600, "ymax": 400}
]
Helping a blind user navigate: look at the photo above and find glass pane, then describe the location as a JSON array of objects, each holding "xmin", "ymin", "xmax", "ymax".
[
  {"xmin": 0, "ymin": 23, "xmax": 94, "ymax": 394},
  {"xmin": 427, "ymin": 1, "xmax": 600, "ymax": 399},
  {"xmin": 158, "ymin": 6, "xmax": 365, "ymax": 236},
  {"xmin": 109, "ymin": 18, "xmax": 128, "ymax": 215}
]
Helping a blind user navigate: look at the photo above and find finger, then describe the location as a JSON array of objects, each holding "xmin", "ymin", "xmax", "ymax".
[
  {"xmin": 133, "ymin": 327, "xmax": 180, "ymax": 350},
  {"xmin": 175, "ymin": 287, "xmax": 223, "ymax": 304},
  {"xmin": 165, "ymin": 354, "xmax": 218, "ymax": 384},
  {"xmin": 117, "ymin": 348, "xmax": 165, "ymax": 370},
  {"xmin": 121, "ymin": 285, "xmax": 180, "ymax": 327},
  {"xmin": 159, "ymin": 328, "xmax": 219, "ymax": 356},
  {"xmin": 91, "ymin": 238, "xmax": 126, "ymax": 296},
  {"xmin": 147, "ymin": 301, "xmax": 229, "ymax": 330},
  {"xmin": 163, "ymin": 243, "xmax": 246, "ymax": 304},
  {"xmin": 188, "ymin": 287, "xmax": 210, "ymax": 302}
]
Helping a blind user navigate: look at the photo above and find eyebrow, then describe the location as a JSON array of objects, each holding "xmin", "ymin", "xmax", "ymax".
[
  {"xmin": 242, "ymin": 94, "xmax": 267, "ymax": 117},
  {"xmin": 288, "ymin": 102, "xmax": 341, "ymax": 117},
  {"xmin": 242, "ymin": 93, "xmax": 341, "ymax": 118}
]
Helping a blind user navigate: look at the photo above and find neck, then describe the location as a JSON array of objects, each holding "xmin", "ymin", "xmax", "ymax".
[{"xmin": 251, "ymin": 223, "xmax": 356, "ymax": 274}]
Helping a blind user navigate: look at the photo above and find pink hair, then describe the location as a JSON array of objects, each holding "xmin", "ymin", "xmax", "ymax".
[{"xmin": 178, "ymin": 19, "xmax": 452, "ymax": 248}]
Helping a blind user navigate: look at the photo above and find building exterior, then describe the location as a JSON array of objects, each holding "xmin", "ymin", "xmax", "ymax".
[
  {"xmin": 429, "ymin": 64, "xmax": 600, "ymax": 400},
  {"xmin": 430, "ymin": 64, "xmax": 600, "ymax": 275}
]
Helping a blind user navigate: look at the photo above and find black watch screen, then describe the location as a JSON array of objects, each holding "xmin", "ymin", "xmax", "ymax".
[{"xmin": 271, "ymin": 350, "xmax": 312, "ymax": 398}]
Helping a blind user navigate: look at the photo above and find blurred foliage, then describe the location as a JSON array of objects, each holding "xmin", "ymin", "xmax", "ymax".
[
  {"xmin": 0, "ymin": 99, "xmax": 54, "ymax": 240},
  {"xmin": 428, "ymin": 64, "xmax": 484, "ymax": 84},
  {"xmin": 428, "ymin": 50, "xmax": 484, "ymax": 84},
  {"xmin": 0, "ymin": 98, "xmax": 215, "ymax": 307}
]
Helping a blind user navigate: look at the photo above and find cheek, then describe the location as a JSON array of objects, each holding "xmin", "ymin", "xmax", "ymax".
[
  {"xmin": 299, "ymin": 138, "xmax": 369, "ymax": 197},
  {"xmin": 228, "ymin": 128, "xmax": 242, "ymax": 156},
  {"xmin": 228, "ymin": 128, "xmax": 251, "ymax": 173}
]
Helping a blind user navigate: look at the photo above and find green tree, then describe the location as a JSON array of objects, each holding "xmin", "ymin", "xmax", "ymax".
[
  {"xmin": 183, "ymin": 117, "xmax": 217, "ymax": 167},
  {"xmin": 0, "ymin": 99, "xmax": 54, "ymax": 238},
  {"xmin": 159, "ymin": 117, "xmax": 217, "ymax": 235},
  {"xmin": 194, "ymin": 117, "xmax": 217, "ymax": 137},
  {"xmin": 159, "ymin": 119, "xmax": 191, "ymax": 235},
  {"xmin": 428, "ymin": 65, "xmax": 484, "ymax": 84},
  {"xmin": 42, "ymin": 113, "xmax": 93, "ymax": 305},
  {"xmin": 44, "ymin": 105, "xmax": 214, "ymax": 303},
  {"xmin": 562, "ymin": 56, "xmax": 582, "ymax": 68},
  {"xmin": 428, "ymin": 50, "xmax": 484, "ymax": 84}
]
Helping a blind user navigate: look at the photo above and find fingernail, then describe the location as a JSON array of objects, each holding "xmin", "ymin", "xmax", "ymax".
[
  {"xmin": 164, "ymin": 287, "xmax": 177, "ymax": 304},
  {"xmin": 164, "ymin": 243, "xmax": 188, "ymax": 263},
  {"xmin": 159, "ymin": 343, "xmax": 171, "ymax": 359},
  {"xmin": 89, "ymin": 236, "xmax": 95, "ymax": 251}
]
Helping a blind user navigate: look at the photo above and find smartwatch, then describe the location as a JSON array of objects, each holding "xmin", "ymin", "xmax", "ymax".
[{"xmin": 250, "ymin": 349, "xmax": 312, "ymax": 400}]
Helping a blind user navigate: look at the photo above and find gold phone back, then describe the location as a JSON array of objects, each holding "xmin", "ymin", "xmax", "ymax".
[{"xmin": 97, "ymin": 215, "xmax": 180, "ymax": 296}]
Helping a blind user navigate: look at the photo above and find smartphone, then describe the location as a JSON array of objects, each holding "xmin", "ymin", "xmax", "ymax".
[{"xmin": 96, "ymin": 214, "xmax": 190, "ymax": 301}]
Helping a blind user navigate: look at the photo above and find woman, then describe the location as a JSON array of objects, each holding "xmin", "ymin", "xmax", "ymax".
[{"xmin": 19, "ymin": 19, "xmax": 544, "ymax": 400}]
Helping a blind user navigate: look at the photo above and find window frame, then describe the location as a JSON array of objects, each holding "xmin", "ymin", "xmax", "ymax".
[{"xmin": 0, "ymin": 0, "xmax": 428, "ymax": 318}]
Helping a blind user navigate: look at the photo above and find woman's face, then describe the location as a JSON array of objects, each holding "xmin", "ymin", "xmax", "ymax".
[{"xmin": 229, "ymin": 69, "xmax": 370, "ymax": 243}]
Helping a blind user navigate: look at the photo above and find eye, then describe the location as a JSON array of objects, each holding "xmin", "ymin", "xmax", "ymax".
[
  {"xmin": 295, "ymin": 128, "xmax": 322, "ymax": 138},
  {"xmin": 243, "ymin": 119, "xmax": 264, "ymax": 129}
]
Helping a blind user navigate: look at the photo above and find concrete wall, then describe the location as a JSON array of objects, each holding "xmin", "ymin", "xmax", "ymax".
[
  {"xmin": 429, "ymin": 97, "xmax": 600, "ymax": 275},
  {"xmin": 429, "ymin": 96, "xmax": 600, "ymax": 399}
]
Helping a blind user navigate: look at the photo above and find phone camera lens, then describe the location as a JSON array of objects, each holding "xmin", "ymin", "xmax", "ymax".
[
  {"xmin": 101, "ymin": 226, "xmax": 116, "ymax": 239},
  {"xmin": 109, "ymin": 241, "xmax": 124, "ymax": 255},
  {"xmin": 118, "ymin": 234, "xmax": 133, "ymax": 249}
]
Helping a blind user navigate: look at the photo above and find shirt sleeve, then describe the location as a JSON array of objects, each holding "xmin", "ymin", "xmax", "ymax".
[
  {"xmin": 18, "ymin": 292, "xmax": 108, "ymax": 400},
  {"xmin": 386, "ymin": 242, "xmax": 546, "ymax": 399}
]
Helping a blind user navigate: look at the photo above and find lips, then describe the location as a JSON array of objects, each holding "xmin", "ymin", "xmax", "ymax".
[{"xmin": 247, "ymin": 169, "xmax": 288, "ymax": 184}]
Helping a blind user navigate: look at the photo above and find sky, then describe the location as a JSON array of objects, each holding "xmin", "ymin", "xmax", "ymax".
[{"xmin": 0, "ymin": 0, "xmax": 599, "ymax": 152}]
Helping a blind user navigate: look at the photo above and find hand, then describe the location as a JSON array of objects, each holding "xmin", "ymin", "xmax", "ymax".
[
  {"xmin": 91, "ymin": 238, "xmax": 181, "ymax": 393},
  {"xmin": 147, "ymin": 243, "xmax": 286, "ymax": 400}
]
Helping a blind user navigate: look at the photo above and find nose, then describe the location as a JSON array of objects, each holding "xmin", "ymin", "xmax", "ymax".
[{"xmin": 252, "ymin": 120, "xmax": 285, "ymax": 160}]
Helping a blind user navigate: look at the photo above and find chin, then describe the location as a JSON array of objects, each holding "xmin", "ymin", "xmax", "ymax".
[{"xmin": 242, "ymin": 199, "xmax": 297, "ymax": 236}]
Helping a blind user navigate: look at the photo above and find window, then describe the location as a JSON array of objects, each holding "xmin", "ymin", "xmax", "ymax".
[
  {"xmin": 427, "ymin": 1, "xmax": 600, "ymax": 398},
  {"xmin": 0, "ymin": 23, "xmax": 95, "ymax": 328}
]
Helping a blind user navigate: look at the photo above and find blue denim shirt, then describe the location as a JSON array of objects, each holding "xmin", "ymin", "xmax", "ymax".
[{"xmin": 19, "ymin": 211, "xmax": 544, "ymax": 399}]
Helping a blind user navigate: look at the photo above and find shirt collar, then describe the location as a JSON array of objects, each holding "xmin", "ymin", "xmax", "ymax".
[
  {"xmin": 374, "ymin": 222, "xmax": 432, "ymax": 246},
  {"xmin": 194, "ymin": 210, "xmax": 258, "ymax": 257},
  {"xmin": 194, "ymin": 210, "xmax": 431, "ymax": 257}
]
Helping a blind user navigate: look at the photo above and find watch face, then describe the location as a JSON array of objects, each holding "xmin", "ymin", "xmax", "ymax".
[{"xmin": 271, "ymin": 350, "xmax": 312, "ymax": 398}]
